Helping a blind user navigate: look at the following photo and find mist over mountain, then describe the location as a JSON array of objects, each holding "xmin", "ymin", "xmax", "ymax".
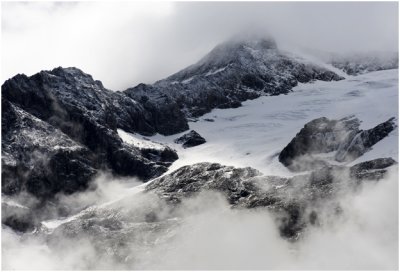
[
  {"xmin": 2, "ymin": 2, "xmax": 398, "ymax": 90},
  {"xmin": 1, "ymin": 2, "xmax": 399, "ymax": 270}
]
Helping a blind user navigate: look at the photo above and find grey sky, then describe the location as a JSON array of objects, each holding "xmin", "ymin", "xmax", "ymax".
[{"xmin": 2, "ymin": 1, "xmax": 398, "ymax": 90}]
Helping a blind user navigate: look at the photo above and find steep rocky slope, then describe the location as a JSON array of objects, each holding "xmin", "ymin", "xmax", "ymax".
[
  {"xmin": 1, "ymin": 68, "xmax": 178, "ymax": 229},
  {"xmin": 2, "ymin": 99, "xmax": 98, "ymax": 198},
  {"xmin": 1, "ymin": 95, "xmax": 176, "ymax": 231},
  {"xmin": 125, "ymin": 37, "xmax": 343, "ymax": 119}
]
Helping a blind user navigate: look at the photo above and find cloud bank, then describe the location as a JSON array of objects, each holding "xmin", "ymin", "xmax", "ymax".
[{"xmin": 2, "ymin": 2, "xmax": 398, "ymax": 90}]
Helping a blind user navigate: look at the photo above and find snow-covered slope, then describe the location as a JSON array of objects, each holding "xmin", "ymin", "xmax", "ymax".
[
  {"xmin": 149, "ymin": 69, "xmax": 398, "ymax": 176},
  {"xmin": 117, "ymin": 129, "xmax": 167, "ymax": 151}
]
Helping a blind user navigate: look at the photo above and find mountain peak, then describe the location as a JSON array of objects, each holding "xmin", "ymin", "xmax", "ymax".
[
  {"xmin": 199, "ymin": 34, "xmax": 278, "ymax": 66},
  {"xmin": 224, "ymin": 33, "xmax": 278, "ymax": 50},
  {"xmin": 164, "ymin": 35, "xmax": 279, "ymax": 83},
  {"xmin": 49, "ymin": 66, "xmax": 87, "ymax": 76}
]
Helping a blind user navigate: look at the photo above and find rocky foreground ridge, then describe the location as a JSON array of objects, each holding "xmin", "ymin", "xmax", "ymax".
[{"xmin": 19, "ymin": 157, "xmax": 395, "ymax": 269}]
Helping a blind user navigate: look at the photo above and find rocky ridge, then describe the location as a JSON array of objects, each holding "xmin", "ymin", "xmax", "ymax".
[
  {"xmin": 278, "ymin": 116, "xmax": 396, "ymax": 171},
  {"xmin": 125, "ymin": 37, "xmax": 343, "ymax": 119},
  {"xmin": 27, "ymin": 157, "xmax": 396, "ymax": 268},
  {"xmin": 2, "ymin": 68, "xmax": 179, "ymax": 191}
]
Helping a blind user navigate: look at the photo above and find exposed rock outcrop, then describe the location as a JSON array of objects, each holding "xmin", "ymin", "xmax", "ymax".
[
  {"xmin": 145, "ymin": 162, "xmax": 261, "ymax": 203},
  {"xmin": 279, "ymin": 116, "xmax": 396, "ymax": 171},
  {"xmin": 174, "ymin": 130, "xmax": 206, "ymax": 148},
  {"xmin": 335, "ymin": 117, "xmax": 396, "ymax": 162},
  {"xmin": 2, "ymin": 99, "xmax": 98, "ymax": 198}
]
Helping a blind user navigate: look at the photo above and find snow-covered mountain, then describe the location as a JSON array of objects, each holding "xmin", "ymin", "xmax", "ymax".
[
  {"xmin": 2, "ymin": 67, "xmax": 181, "ymax": 231},
  {"xmin": 125, "ymin": 36, "xmax": 343, "ymax": 119},
  {"xmin": 1, "ymin": 36, "xmax": 347, "ymax": 207},
  {"xmin": 1, "ymin": 35, "xmax": 398, "ymax": 270}
]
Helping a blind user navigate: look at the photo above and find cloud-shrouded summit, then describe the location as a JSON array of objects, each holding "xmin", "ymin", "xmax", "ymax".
[{"xmin": 1, "ymin": 1, "xmax": 398, "ymax": 90}]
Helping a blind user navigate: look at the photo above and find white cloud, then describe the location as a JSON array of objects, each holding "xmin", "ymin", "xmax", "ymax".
[{"xmin": 1, "ymin": 2, "xmax": 398, "ymax": 90}]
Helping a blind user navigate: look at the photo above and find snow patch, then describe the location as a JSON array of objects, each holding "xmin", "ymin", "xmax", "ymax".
[
  {"xmin": 181, "ymin": 76, "xmax": 195, "ymax": 84},
  {"xmin": 205, "ymin": 65, "xmax": 229, "ymax": 76},
  {"xmin": 41, "ymin": 214, "xmax": 80, "ymax": 230},
  {"xmin": 2, "ymin": 199, "xmax": 29, "ymax": 210},
  {"xmin": 117, "ymin": 129, "xmax": 166, "ymax": 150}
]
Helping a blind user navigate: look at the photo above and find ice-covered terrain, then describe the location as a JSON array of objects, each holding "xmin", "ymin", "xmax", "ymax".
[{"xmin": 150, "ymin": 69, "xmax": 398, "ymax": 177}]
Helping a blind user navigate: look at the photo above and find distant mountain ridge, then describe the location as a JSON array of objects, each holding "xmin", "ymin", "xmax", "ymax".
[{"xmin": 329, "ymin": 51, "xmax": 398, "ymax": 75}]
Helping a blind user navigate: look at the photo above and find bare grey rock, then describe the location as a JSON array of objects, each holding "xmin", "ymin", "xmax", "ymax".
[{"xmin": 174, "ymin": 130, "xmax": 206, "ymax": 148}]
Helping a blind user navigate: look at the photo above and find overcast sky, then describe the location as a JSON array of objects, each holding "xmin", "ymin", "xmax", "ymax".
[{"xmin": 2, "ymin": 1, "xmax": 398, "ymax": 90}]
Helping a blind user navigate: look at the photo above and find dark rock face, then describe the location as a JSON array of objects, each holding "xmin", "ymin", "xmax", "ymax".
[
  {"xmin": 1, "ymin": 99, "xmax": 98, "ymax": 198},
  {"xmin": 174, "ymin": 130, "xmax": 206, "ymax": 148},
  {"xmin": 279, "ymin": 116, "xmax": 396, "ymax": 171},
  {"xmin": 2, "ymin": 68, "xmax": 180, "ymax": 209},
  {"xmin": 124, "ymin": 84, "xmax": 189, "ymax": 135}
]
